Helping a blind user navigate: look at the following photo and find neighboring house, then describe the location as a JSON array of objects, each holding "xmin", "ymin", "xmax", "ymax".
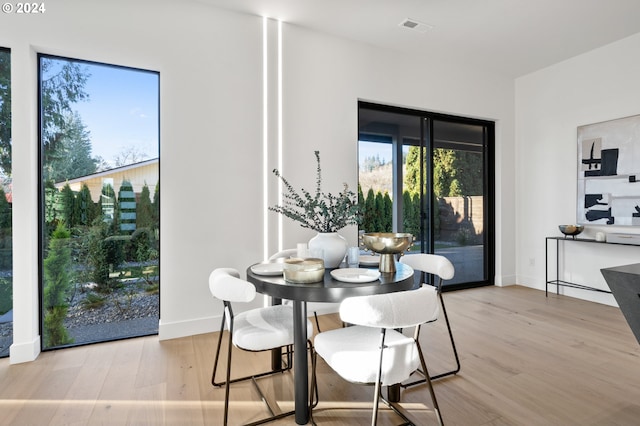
[{"xmin": 54, "ymin": 158, "xmax": 159, "ymax": 203}]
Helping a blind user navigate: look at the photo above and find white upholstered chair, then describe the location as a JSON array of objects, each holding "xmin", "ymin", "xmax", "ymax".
[
  {"xmin": 312, "ymin": 285, "xmax": 444, "ymax": 425},
  {"xmin": 209, "ymin": 268, "xmax": 315, "ymax": 426},
  {"xmin": 399, "ymin": 253, "xmax": 460, "ymax": 384},
  {"xmin": 268, "ymin": 248, "xmax": 299, "ymax": 260}
]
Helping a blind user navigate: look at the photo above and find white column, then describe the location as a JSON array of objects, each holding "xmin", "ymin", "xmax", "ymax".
[{"xmin": 10, "ymin": 43, "xmax": 41, "ymax": 363}]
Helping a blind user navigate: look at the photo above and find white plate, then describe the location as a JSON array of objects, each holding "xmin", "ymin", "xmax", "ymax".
[
  {"xmin": 330, "ymin": 268, "xmax": 381, "ymax": 283},
  {"xmin": 359, "ymin": 255, "xmax": 380, "ymax": 266},
  {"xmin": 250, "ymin": 262, "xmax": 284, "ymax": 276}
]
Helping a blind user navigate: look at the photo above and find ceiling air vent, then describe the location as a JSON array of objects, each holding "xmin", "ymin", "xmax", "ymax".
[{"xmin": 399, "ymin": 18, "xmax": 433, "ymax": 33}]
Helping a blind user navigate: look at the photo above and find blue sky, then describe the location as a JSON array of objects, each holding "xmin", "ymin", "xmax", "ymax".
[
  {"xmin": 358, "ymin": 141, "xmax": 391, "ymax": 167},
  {"xmin": 358, "ymin": 141, "xmax": 410, "ymax": 168},
  {"xmin": 61, "ymin": 60, "xmax": 159, "ymax": 167}
]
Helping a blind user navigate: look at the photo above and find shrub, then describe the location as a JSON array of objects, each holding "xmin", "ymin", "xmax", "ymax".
[
  {"xmin": 43, "ymin": 223, "xmax": 74, "ymax": 347},
  {"xmin": 81, "ymin": 292, "xmax": 106, "ymax": 309},
  {"xmin": 127, "ymin": 227, "xmax": 152, "ymax": 262}
]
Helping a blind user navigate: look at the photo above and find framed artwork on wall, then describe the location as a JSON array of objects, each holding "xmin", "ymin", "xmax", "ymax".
[{"xmin": 577, "ymin": 114, "xmax": 640, "ymax": 226}]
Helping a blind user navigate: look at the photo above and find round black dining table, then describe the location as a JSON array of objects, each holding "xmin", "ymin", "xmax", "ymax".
[{"xmin": 246, "ymin": 262, "xmax": 416, "ymax": 425}]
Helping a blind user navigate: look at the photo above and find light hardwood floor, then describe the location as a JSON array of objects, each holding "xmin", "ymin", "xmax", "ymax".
[{"xmin": 1, "ymin": 286, "xmax": 639, "ymax": 425}]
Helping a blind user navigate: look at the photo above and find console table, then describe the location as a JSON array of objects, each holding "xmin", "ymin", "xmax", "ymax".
[{"xmin": 545, "ymin": 236, "xmax": 615, "ymax": 296}]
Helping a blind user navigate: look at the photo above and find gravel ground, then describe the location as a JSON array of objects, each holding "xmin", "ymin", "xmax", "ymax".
[
  {"xmin": 0, "ymin": 322, "xmax": 11, "ymax": 358},
  {"xmin": 64, "ymin": 288, "xmax": 159, "ymax": 344},
  {"xmin": 0, "ymin": 286, "xmax": 159, "ymax": 358}
]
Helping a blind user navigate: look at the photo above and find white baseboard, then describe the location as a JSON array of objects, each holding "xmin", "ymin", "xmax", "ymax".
[
  {"xmin": 158, "ymin": 315, "xmax": 220, "ymax": 341},
  {"xmin": 495, "ymin": 274, "xmax": 517, "ymax": 287},
  {"xmin": 307, "ymin": 302, "xmax": 339, "ymax": 316},
  {"xmin": 158, "ymin": 303, "xmax": 340, "ymax": 341},
  {"xmin": 10, "ymin": 336, "xmax": 41, "ymax": 364}
]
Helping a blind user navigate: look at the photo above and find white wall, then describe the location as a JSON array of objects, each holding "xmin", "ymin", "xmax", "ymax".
[
  {"xmin": 515, "ymin": 33, "xmax": 640, "ymax": 305},
  {"xmin": 279, "ymin": 23, "xmax": 516, "ymax": 287},
  {"xmin": 2, "ymin": 0, "xmax": 516, "ymax": 363}
]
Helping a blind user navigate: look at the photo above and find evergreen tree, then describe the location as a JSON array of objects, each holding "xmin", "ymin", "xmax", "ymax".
[
  {"xmin": 137, "ymin": 184, "xmax": 154, "ymax": 229},
  {"xmin": 403, "ymin": 190, "xmax": 420, "ymax": 238},
  {"xmin": 455, "ymin": 151, "xmax": 483, "ymax": 196},
  {"xmin": 60, "ymin": 184, "xmax": 76, "ymax": 227},
  {"xmin": 363, "ymin": 188, "xmax": 376, "ymax": 232},
  {"xmin": 374, "ymin": 192, "xmax": 385, "ymax": 232},
  {"xmin": 406, "ymin": 146, "xmax": 483, "ymax": 198},
  {"xmin": 117, "ymin": 179, "xmax": 136, "ymax": 234},
  {"xmin": 433, "ymin": 148, "xmax": 456, "ymax": 198},
  {"xmin": 0, "ymin": 186, "xmax": 11, "ymax": 269},
  {"xmin": 87, "ymin": 218, "xmax": 125, "ymax": 288},
  {"xmin": 40, "ymin": 58, "xmax": 90, "ymax": 180},
  {"xmin": 382, "ymin": 192, "xmax": 393, "ymax": 231},
  {"xmin": 78, "ymin": 184, "xmax": 98, "ymax": 226},
  {"xmin": 357, "ymin": 185, "xmax": 365, "ymax": 231},
  {"xmin": 0, "ymin": 50, "xmax": 10, "ymax": 176},
  {"xmin": 44, "ymin": 112, "xmax": 97, "ymax": 183},
  {"xmin": 404, "ymin": 146, "xmax": 424, "ymax": 195},
  {"xmin": 152, "ymin": 182, "xmax": 160, "ymax": 231},
  {"xmin": 43, "ymin": 223, "xmax": 73, "ymax": 347},
  {"xmin": 129, "ymin": 228, "xmax": 152, "ymax": 263},
  {"xmin": 0, "ymin": 186, "xmax": 10, "ymax": 230},
  {"xmin": 362, "ymin": 155, "xmax": 385, "ymax": 172},
  {"xmin": 87, "ymin": 219, "xmax": 110, "ymax": 287}
]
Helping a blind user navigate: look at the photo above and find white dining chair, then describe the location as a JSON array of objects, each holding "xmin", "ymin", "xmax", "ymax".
[
  {"xmin": 268, "ymin": 249, "xmax": 324, "ymax": 332},
  {"xmin": 312, "ymin": 285, "xmax": 444, "ymax": 425},
  {"xmin": 209, "ymin": 267, "xmax": 315, "ymax": 426},
  {"xmin": 399, "ymin": 253, "xmax": 460, "ymax": 384}
]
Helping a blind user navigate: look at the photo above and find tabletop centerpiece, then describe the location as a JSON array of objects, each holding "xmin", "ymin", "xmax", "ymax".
[
  {"xmin": 269, "ymin": 151, "xmax": 360, "ymax": 268},
  {"xmin": 361, "ymin": 232, "xmax": 414, "ymax": 273}
]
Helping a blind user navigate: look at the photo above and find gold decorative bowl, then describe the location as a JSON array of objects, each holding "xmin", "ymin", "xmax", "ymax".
[
  {"xmin": 361, "ymin": 232, "xmax": 414, "ymax": 273},
  {"xmin": 283, "ymin": 258, "xmax": 325, "ymax": 283},
  {"xmin": 558, "ymin": 225, "xmax": 584, "ymax": 238}
]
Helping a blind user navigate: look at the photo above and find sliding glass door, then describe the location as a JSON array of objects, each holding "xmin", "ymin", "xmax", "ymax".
[
  {"xmin": 431, "ymin": 119, "xmax": 492, "ymax": 286},
  {"xmin": 358, "ymin": 102, "xmax": 494, "ymax": 290}
]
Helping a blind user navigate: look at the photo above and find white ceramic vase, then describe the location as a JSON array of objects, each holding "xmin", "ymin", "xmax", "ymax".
[{"xmin": 308, "ymin": 232, "xmax": 348, "ymax": 269}]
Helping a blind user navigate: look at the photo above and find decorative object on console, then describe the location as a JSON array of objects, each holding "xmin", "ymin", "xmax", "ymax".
[
  {"xmin": 269, "ymin": 151, "xmax": 360, "ymax": 268},
  {"xmin": 606, "ymin": 233, "xmax": 640, "ymax": 246},
  {"xmin": 361, "ymin": 232, "xmax": 414, "ymax": 273},
  {"xmin": 558, "ymin": 224, "xmax": 584, "ymax": 238}
]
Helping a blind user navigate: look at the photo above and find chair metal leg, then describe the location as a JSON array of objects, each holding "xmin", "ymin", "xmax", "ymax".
[
  {"xmin": 307, "ymin": 340, "xmax": 320, "ymax": 426},
  {"xmin": 211, "ymin": 313, "xmax": 300, "ymax": 426},
  {"xmin": 309, "ymin": 341, "xmax": 319, "ymax": 409},
  {"xmin": 313, "ymin": 311, "xmax": 321, "ymax": 333},
  {"xmin": 309, "ymin": 349, "xmax": 318, "ymax": 424},
  {"xmin": 223, "ymin": 321, "xmax": 233, "ymax": 425},
  {"xmin": 212, "ymin": 336, "xmax": 293, "ymax": 387},
  {"xmin": 401, "ymin": 292, "xmax": 460, "ymax": 388},
  {"xmin": 432, "ymin": 291, "xmax": 460, "ymax": 380},
  {"xmin": 415, "ymin": 339, "xmax": 444, "ymax": 426},
  {"xmin": 247, "ymin": 340, "xmax": 317, "ymax": 426},
  {"xmin": 214, "ymin": 339, "xmax": 315, "ymax": 425},
  {"xmin": 313, "ymin": 331, "xmax": 441, "ymax": 426},
  {"xmin": 211, "ymin": 310, "xmax": 227, "ymax": 387},
  {"xmin": 370, "ymin": 328, "xmax": 387, "ymax": 426}
]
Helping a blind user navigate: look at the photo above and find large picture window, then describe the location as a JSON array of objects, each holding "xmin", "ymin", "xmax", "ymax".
[
  {"xmin": 358, "ymin": 102, "xmax": 494, "ymax": 290},
  {"xmin": 38, "ymin": 54, "xmax": 160, "ymax": 350},
  {"xmin": 0, "ymin": 48, "xmax": 11, "ymax": 358}
]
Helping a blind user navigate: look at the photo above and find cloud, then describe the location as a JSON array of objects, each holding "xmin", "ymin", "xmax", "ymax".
[{"xmin": 129, "ymin": 107, "xmax": 148, "ymax": 119}]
